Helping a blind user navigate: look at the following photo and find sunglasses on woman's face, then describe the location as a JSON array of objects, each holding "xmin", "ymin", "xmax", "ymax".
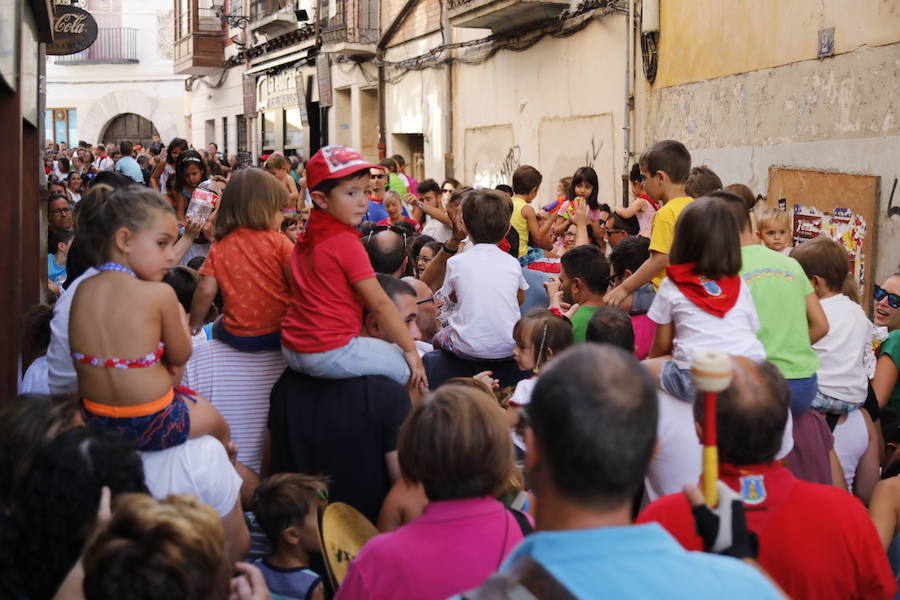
[
  {"xmin": 371, "ymin": 173, "xmax": 386, "ymax": 180},
  {"xmin": 442, "ymin": 188, "xmax": 453, "ymax": 194},
  {"xmin": 875, "ymin": 285, "xmax": 900, "ymax": 309}
]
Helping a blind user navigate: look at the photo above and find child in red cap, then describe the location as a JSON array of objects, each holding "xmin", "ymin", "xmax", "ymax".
[{"xmin": 280, "ymin": 146, "xmax": 427, "ymax": 390}]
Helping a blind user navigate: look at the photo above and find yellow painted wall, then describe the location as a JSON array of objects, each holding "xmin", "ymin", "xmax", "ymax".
[{"xmin": 655, "ymin": 0, "xmax": 900, "ymax": 87}]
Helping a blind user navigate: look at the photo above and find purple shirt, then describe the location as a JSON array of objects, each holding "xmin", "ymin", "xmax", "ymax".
[{"xmin": 335, "ymin": 497, "xmax": 527, "ymax": 600}]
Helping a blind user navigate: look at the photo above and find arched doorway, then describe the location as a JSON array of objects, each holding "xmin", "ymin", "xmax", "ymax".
[{"xmin": 101, "ymin": 113, "xmax": 159, "ymax": 148}]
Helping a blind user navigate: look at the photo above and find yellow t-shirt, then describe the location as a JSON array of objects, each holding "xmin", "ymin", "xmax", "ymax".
[
  {"xmin": 510, "ymin": 196, "xmax": 530, "ymax": 258},
  {"xmin": 649, "ymin": 196, "xmax": 693, "ymax": 290}
]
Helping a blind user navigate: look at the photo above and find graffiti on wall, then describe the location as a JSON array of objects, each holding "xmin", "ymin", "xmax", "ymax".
[{"xmin": 473, "ymin": 145, "xmax": 521, "ymax": 189}]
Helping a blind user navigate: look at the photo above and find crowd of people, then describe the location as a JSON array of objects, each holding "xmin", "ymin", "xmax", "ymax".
[{"xmin": 9, "ymin": 135, "xmax": 900, "ymax": 599}]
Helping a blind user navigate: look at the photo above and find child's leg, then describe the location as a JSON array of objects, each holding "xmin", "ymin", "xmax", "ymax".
[
  {"xmin": 658, "ymin": 360, "xmax": 696, "ymax": 402},
  {"xmin": 283, "ymin": 337, "xmax": 411, "ymax": 385},
  {"xmin": 184, "ymin": 390, "xmax": 231, "ymax": 448}
]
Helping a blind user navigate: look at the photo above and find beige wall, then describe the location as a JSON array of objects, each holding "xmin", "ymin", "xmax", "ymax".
[
  {"xmin": 655, "ymin": 0, "xmax": 900, "ymax": 87},
  {"xmin": 453, "ymin": 15, "xmax": 627, "ymax": 206}
]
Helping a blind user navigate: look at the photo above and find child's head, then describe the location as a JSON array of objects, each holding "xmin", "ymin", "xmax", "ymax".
[
  {"xmin": 511, "ymin": 165, "xmax": 542, "ymax": 198},
  {"xmin": 166, "ymin": 138, "xmax": 189, "ymax": 165},
  {"xmin": 379, "ymin": 157, "xmax": 399, "ymax": 173},
  {"xmin": 557, "ymin": 176, "xmax": 573, "ymax": 198},
  {"xmin": 585, "ymin": 305, "xmax": 635, "ymax": 351},
  {"xmin": 461, "ymin": 189, "xmax": 513, "ymax": 244},
  {"xmin": 214, "ymin": 167, "xmax": 287, "ymax": 240},
  {"xmin": 75, "ymin": 184, "xmax": 177, "ymax": 279},
  {"xmin": 756, "ymin": 206, "xmax": 791, "ymax": 252},
  {"xmin": 306, "ymin": 146, "xmax": 377, "ymax": 226},
  {"xmin": 383, "ymin": 190, "xmax": 403, "ymax": 218},
  {"xmin": 638, "ymin": 140, "xmax": 691, "ymax": 200},
  {"xmin": 174, "ymin": 150, "xmax": 208, "ymax": 192},
  {"xmin": 790, "ymin": 237, "xmax": 851, "ymax": 297},
  {"xmin": 684, "ymin": 165, "xmax": 723, "ymax": 198},
  {"xmin": 513, "ymin": 308, "xmax": 573, "ymax": 373},
  {"xmin": 281, "ymin": 213, "xmax": 300, "ymax": 243},
  {"xmin": 568, "ymin": 166, "xmax": 600, "ymax": 210},
  {"xmin": 162, "ymin": 266, "xmax": 201, "ymax": 313},
  {"xmin": 253, "ymin": 473, "xmax": 328, "ymax": 555},
  {"xmin": 264, "ymin": 153, "xmax": 290, "ymax": 179},
  {"xmin": 669, "ymin": 196, "xmax": 741, "ymax": 280},
  {"xmin": 629, "ymin": 163, "xmax": 644, "ymax": 197},
  {"xmin": 49, "ymin": 227, "xmax": 74, "ymax": 256},
  {"xmin": 723, "ymin": 183, "xmax": 757, "ymax": 213},
  {"xmin": 82, "ymin": 493, "xmax": 230, "ymax": 600}
]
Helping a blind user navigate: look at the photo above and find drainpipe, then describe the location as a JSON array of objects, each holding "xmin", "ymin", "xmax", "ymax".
[
  {"xmin": 378, "ymin": 59, "xmax": 386, "ymax": 160},
  {"xmin": 621, "ymin": 0, "xmax": 633, "ymax": 208},
  {"xmin": 442, "ymin": 0, "xmax": 454, "ymax": 180}
]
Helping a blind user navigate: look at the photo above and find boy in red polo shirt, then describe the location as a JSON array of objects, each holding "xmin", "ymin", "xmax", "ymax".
[{"xmin": 280, "ymin": 146, "xmax": 427, "ymax": 391}]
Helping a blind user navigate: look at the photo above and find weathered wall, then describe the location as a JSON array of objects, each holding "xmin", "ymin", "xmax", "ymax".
[
  {"xmin": 655, "ymin": 0, "xmax": 900, "ymax": 88},
  {"xmin": 638, "ymin": 41, "xmax": 900, "ymax": 281},
  {"xmin": 452, "ymin": 15, "xmax": 627, "ymax": 206}
]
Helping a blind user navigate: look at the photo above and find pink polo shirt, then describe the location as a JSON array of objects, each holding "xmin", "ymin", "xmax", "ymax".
[{"xmin": 335, "ymin": 497, "xmax": 527, "ymax": 600}]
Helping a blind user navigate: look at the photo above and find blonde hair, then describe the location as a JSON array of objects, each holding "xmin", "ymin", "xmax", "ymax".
[
  {"xmin": 82, "ymin": 494, "xmax": 230, "ymax": 600},
  {"xmin": 756, "ymin": 206, "xmax": 791, "ymax": 230},
  {"xmin": 214, "ymin": 167, "xmax": 288, "ymax": 240},
  {"xmin": 383, "ymin": 190, "xmax": 402, "ymax": 207},
  {"xmin": 264, "ymin": 153, "xmax": 290, "ymax": 171}
]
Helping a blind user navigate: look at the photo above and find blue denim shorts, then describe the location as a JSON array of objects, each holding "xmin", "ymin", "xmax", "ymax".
[
  {"xmin": 811, "ymin": 390, "xmax": 861, "ymax": 415},
  {"xmin": 660, "ymin": 360, "xmax": 696, "ymax": 403}
]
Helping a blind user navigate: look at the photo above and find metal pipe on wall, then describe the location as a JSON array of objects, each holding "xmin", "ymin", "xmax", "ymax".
[{"xmin": 622, "ymin": 0, "xmax": 633, "ymax": 208}]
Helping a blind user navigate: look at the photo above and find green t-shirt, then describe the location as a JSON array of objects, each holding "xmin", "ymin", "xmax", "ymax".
[
  {"xmin": 740, "ymin": 245, "xmax": 819, "ymax": 379},
  {"xmin": 879, "ymin": 330, "xmax": 900, "ymax": 411},
  {"xmin": 571, "ymin": 305, "xmax": 599, "ymax": 344}
]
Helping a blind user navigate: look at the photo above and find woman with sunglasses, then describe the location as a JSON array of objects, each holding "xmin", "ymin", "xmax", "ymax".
[{"xmin": 874, "ymin": 274, "xmax": 900, "ymax": 410}]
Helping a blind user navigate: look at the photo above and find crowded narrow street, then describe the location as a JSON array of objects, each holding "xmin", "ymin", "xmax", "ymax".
[{"xmin": 2, "ymin": 0, "xmax": 900, "ymax": 598}]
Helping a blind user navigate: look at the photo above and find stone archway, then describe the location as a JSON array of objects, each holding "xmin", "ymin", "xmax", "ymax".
[
  {"xmin": 81, "ymin": 90, "xmax": 180, "ymax": 145},
  {"xmin": 100, "ymin": 113, "xmax": 160, "ymax": 148}
]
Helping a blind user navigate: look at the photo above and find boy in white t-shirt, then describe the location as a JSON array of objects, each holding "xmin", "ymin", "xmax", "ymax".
[
  {"xmin": 791, "ymin": 237, "xmax": 869, "ymax": 412},
  {"xmin": 433, "ymin": 189, "xmax": 528, "ymax": 359}
]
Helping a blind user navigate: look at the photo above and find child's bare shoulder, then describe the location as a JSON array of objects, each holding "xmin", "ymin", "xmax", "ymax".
[{"xmin": 142, "ymin": 280, "xmax": 179, "ymax": 304}]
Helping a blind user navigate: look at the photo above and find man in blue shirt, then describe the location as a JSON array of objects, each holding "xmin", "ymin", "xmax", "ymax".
[
  {"xmin": 465, "ymin": 344, "xmax": 783, "ymax": 599},
  {"xmin": 114, "ymin": 139, "xmax": 145, "ymax": 184}
]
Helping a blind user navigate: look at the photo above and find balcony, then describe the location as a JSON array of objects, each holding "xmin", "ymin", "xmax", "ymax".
[
  {"xmin": 54, "ymin": 28, "xmax": 139, "ymax": 65},
  {"xmin": 174, "ymin": 4, "xmax": 226, "ymax": 75},
  {"xmin": 448, "ymin": 0, "xmax": 569, "ymax": 32},
  {"xmin": 320, "ymin": 0, "xmax": 378, "ymax": 57},
  {"xmin": 249, "ymin": 0, "xmax": 301, "ymax": 39}
]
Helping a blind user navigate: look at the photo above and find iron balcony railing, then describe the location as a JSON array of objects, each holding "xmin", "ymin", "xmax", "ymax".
[{"xmin": 54, "ymin": 27, "xmax": 139, "ymax": 64}]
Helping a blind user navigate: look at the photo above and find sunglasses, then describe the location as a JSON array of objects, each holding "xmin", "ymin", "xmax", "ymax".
[
  {"xmin": 875, "ymin": 285, "xmax": 900, "ymax": 309},
  {"xmin": 371, "ymin": 173, "xmax": 386, "ymax": 179},
  {"xmin": 442, "ymin": 188, "xmax": 453, "ymax": 193},
  {"xmin": 365, "ymin": 224, "xmax": 407, "ymax": 245},
  {"xmin": 416, "ymin": 296, "xmax": 435, "ymax": 306}
]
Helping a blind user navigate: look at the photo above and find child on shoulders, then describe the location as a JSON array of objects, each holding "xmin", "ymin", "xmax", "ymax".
[
  {"xmin": 189, "ymin": 168, "xmax": 294, "ymax": 352},
  {"xmin": 756, "ymin": 206, "xmax": 793, "ymax": 255},
  {"xmin": 791, "ymin": 237, "xmax": 869, "ymax": 413},
  {"xmin": 68, "ymin": 184, "xmax": 229, "ymax": 451},
  {"xmin": 252, "ymin": 473, "xmax": 327, "ymax": 600},
  {"xmin": 645, "ymin": 197, "xmax": 766, "ymax": 402},
  {"xmin": 280, "ymin": 146, "xmax": 427, "ymax": 390},
  {"xmin": 433, "ymin": 189, "xmax": 529, "ymax": 360}
]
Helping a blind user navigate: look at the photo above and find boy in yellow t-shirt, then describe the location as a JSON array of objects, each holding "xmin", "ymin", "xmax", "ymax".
[{"xmin": 605, "ymin": 140, "xmax": 693, "ymax": 306}]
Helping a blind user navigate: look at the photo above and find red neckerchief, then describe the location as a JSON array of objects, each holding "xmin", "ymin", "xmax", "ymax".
[
  {"xmin": 297, "ymin": 208, "xmax": 359, "ymax": 255},
  {"xmin": 666, "ymin": 262, "xmax": 741, "ymax": 317},
  {"xmin": 368, "ymin": 194, "xmax": 383, "ymax": 204},
  {"xmin": 498, "ymin": 237, "xmax": 511, "ymax": 253},
  {"xmin": 640, "ymin": 193, "xmax": 660, "ymax": 211}
]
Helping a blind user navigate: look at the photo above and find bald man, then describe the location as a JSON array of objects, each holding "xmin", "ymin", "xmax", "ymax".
[
  {"xmin": 638, "ymin": 357, "xmax": 896, "ymax": 600},
  {"xmin": 362, "ymin": 229, "xmax": 408, "ymax": 277},
  {"xmin": 402, "ymin": 276, "xmax": 442, "ymax": 344}
]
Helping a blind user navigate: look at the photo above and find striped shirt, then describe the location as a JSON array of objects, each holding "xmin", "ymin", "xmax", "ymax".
[{"xmin": 182, "ymin": 340, "xmax": 287, "ymax": 472}]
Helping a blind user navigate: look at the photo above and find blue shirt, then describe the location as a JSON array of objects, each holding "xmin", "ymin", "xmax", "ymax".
[
  {"xmin": 115, "ymin": 155, "xmax": 144, "ymax": 183},
  {"xmin": 48, "ymin": 254, "xmax": 67, "ymax": 284},
  {"xmin": 250, "ymin": 558, "xmax": 320, "ymax": 600},
  {"xmin": 500, "ymin": 523, "xmax": 781, "ymax": 599}
]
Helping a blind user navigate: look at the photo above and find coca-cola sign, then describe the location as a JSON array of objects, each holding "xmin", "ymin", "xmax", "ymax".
[{"xmin": 46, "ymin": 5, "xmax": 98, "ymax": 56}]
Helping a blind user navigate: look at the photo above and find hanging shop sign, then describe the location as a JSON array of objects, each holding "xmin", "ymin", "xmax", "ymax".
[{"xmin": 46, "ymin": 4, "xmax": 98, "ymax": 56}]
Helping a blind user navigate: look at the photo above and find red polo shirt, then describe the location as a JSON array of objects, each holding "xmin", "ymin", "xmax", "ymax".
[
  {"xmin": 637, "ymin": 462, "xmax": 896, "ymax": 600},
  {"xmin": 281, "ymin": 231, "xmax": 374, "ymax": 354}
]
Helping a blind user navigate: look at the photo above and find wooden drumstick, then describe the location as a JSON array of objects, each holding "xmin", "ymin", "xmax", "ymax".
[{"xmin": 690, "ymin": 350, "xmax": 733, "ymax": 507}]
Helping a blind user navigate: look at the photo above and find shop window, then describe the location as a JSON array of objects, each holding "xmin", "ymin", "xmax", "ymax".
[
  {"xmin": 262, "ymin": 111, "xmax": 277, "ymax": 149},
  {"xmin": 237, "ymin": 114, "xmax": 248, "ymax": 153},
  {"xmin": 285, "ymin": 107, "xmax": 303, "ymax": 148}
]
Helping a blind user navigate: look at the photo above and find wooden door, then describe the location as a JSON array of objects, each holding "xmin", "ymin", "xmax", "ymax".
[{"xmin": 101, "ymin": 112, "xmax": 159, "ymax": 148}]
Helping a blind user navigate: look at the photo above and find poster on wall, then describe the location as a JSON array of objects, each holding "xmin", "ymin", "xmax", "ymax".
[{"xmin": 792, "ymin": 204, "xmax": 868, "ymax": 301}]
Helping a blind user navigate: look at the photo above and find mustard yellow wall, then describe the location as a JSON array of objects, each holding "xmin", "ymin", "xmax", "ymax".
[{"xmin": 655, "ymin": 0, "xmax": 900, "ymax": 87}]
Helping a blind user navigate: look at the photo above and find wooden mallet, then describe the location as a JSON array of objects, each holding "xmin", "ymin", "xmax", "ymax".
[{"xmin": 690, "ymin": 350, "xmax": 733, "ymax": 507}]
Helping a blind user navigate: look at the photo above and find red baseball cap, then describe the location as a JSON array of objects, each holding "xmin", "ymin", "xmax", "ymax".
[{"xmin": 306, "ymin": 145, "xmax": 377, "ymax": 192}]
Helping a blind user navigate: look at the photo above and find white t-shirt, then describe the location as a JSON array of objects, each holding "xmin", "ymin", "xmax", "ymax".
[
  {"xmin": 421, "ymin": 217, "xmax": 451, "ymax": 244},
  {"xmin": 644, "ymin": 389, "xmax": 794, "ymax": 505},
  {"xmin": 833, "ymin": 408, "xmax": 869, "ymax": 494},
  {"xmin": 647, "ymin": 277, "xmax": 765, "ymax": 369},
  {"xmin": 141, "ymin": 435, "xmax": 242, "ymax": 517},
  {"xmin": 439, "ymin": 243, "xmax": 528, "ymax": 359},
  {"xmin": 93, "ymin": 156, "xmax": 114, "ymax": 172},
  {"xmin": 813, "ymin": 294, "xmax": 870, "ymax": 403},
  {"xmin": 510, "ymin": 377, "xmax": 538, "ymax": 407},
  {"xmin": 182, "ymin": 340, "xmax": 287, "ymax": 473},
  {"xmin": 47, "ymin": 267, "xmax": 100, "ymax": 394},
  {"xmin": 19, "ymin": 356, "xmax": 50, "ymax": 394}
]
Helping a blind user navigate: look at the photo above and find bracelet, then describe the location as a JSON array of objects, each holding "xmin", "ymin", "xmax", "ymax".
[{"xmin": 443, "ymin": 243, "xmax": 458, "ymax": 255}]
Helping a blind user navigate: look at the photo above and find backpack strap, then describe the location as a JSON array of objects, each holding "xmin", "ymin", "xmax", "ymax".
[
  {"xmin": 461, "ymin": 554, "xmax": 577, "ymax": 600},
  {"xmin": 506, "ymin": 506, "xmax": 534, "ymax": 536}
]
